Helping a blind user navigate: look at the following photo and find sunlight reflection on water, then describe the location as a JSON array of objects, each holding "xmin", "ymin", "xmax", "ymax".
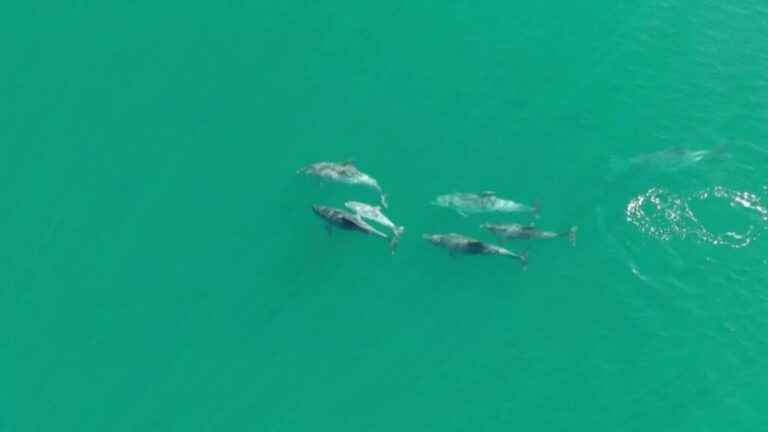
[{"xmin": 625, "ymin": 186, "xmax": 768, "ymax": 248}]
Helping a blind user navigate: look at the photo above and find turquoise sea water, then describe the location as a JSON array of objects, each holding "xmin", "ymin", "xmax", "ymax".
[{"xmin": 3, "ymin": 1, "xmax": 768, "ymax": 430}]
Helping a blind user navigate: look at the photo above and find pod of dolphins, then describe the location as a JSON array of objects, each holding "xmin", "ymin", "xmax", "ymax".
[{"xmin": 298, "ymin": 160, "xmax": 577, "ymax": 269}]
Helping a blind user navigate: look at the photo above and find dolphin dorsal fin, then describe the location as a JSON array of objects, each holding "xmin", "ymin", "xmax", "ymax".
[
  {"xmin": 341, "ymin": 159, "xmax": 356, "ymax": 166},
  {"xmin": 480, "ymin": 190, "xmax": 496, "ymax": 197}
]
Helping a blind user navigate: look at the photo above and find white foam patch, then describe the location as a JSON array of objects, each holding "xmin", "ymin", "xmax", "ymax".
[{"xmin": 625, "ymin": 186, "xmax": 768, "ymax": 248}]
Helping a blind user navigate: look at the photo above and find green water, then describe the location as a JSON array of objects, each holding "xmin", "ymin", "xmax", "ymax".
[{"xmin": 3, "ymin": 1, "xmax": 768, "ymax": 430}]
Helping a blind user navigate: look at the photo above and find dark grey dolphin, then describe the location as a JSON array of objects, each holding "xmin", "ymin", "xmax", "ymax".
[
  {"xmin": 313, "ymin": 205, "xmax": 399, "ymax": 253},
  {"xmin": 422, "ymin": 233, "xmax": 528, "ymax": 268}
]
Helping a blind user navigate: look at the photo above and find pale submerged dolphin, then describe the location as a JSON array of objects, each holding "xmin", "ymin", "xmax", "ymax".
[
  {"xmin": 481, "ymin": 223, "xmax": 577, "ymax": 246},
  {"xmin": 431, "ymin": 191, "xmax": 538, "ymax": 217},
  {"xmin": 610, "ymin": 146, "xmax": 727, "ymax": 174},
  {"xmin": 345, "ymin": 201, "xmax": 405, "ymax": 253}
]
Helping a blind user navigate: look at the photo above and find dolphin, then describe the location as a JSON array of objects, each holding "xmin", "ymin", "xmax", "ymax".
[
  {"xmin": 422, "ymin": 233, "xmax": 528, "ymax": 268},
  {"xmin": 312, "ymin": 205, "xmax": 400, "ymax": 253},
  {"xmin": 312, "ymin": 205, "xmax": 387, "ymax": 238},
  {"xmin": 344, "ymin": 201, "xmax": 405, "ymax": 253},
  {"xmin": 610, "ymin": 146, "xmax": 727, "ymax": 174},
  {"xmin": 431, "ymin": 191, "xmax": 538, "ymax": 217},
  {"xmin": 481, "ymin": 223, "xmax": 577, "ymax": 246},
  {"xmin": 298, "ymin": 161, "xmax": 388, "ymax": 208}
]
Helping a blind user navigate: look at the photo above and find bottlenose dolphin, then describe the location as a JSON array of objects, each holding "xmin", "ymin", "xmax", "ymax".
[
  {"xmin": 298, "ymin": 161, "xmax": 388, "ymax": 208},
  {"xmin": 431, "ymin": 191, "xmax": 538, "ymax": 217},
  {"xmin": 312, "ymin": 205, "xmax": 387, "ymax": 237},
  {"xmin": 481, "ymin": 223, "xmax": 577, "ymax": 246},
  {"xmin": 313, "ymin": 205, "xmax": 400, "ymax": 252},
  {"xmin": 610, "ymin": 146, "xmax": 727, "ymax": 174},
  {"xmin": 344, "ymin": 201, "xmax": 405, "ymax": 253},
  {"xmin": 422, "ymin": 233, "xmax": 528, "ymax": 268}
]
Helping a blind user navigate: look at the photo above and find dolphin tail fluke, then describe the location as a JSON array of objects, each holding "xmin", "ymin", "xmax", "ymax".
[
  {"xmin": 388, "ymin": 235, "xmax": 401, "ymax": 255},
  {"xmin": 519, "ymin": 250, "xmax": 529, "ymax": 270},
  {"xmin": 388, "ymin": 227, "xmax": 405, "ymax": 254},
  {"xmin": 380, "ymin": 193, "xmax": 389, "ymax": 209},
  {"xmin": 568, "ymin": 226, "xmax": 578, "ymax": 247}
]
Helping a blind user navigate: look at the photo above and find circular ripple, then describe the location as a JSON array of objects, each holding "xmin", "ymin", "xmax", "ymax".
[{"xmin": 626, "ymin": 186, "xmax": 768, "ymax": 248}]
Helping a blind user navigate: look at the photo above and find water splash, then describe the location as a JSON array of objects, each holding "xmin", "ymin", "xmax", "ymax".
[{"xmin": 625, "ymin": 186, "xmax": 768, "ymax": 248}]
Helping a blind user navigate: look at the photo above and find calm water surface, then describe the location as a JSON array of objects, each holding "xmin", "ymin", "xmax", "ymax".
[{"xmin": 2, "ymin": 1, "xmax": 768, "ymax": 430}]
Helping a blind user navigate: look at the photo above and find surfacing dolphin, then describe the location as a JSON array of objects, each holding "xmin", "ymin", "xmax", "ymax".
[
  {"xmin": 431, "ymin": 191, "xmax": 538, "ymax": 217},
  {"xmin": 312, "ymin": 205, "xmax": 398, "ymax": 253},
  {"xmin": 481, "ymin": 223, "xmax": 578, "ymax": 247},
  {"xmin": 345, "ymin": 201, "xmax": 405, "ymax": 253},
  {"xmin": 298, "ymin": 161, "xmax": 388, "ymax": 208},
  {"xmin": 422, "ymin": 233, "xmax": 528, "ymax": 268}
]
